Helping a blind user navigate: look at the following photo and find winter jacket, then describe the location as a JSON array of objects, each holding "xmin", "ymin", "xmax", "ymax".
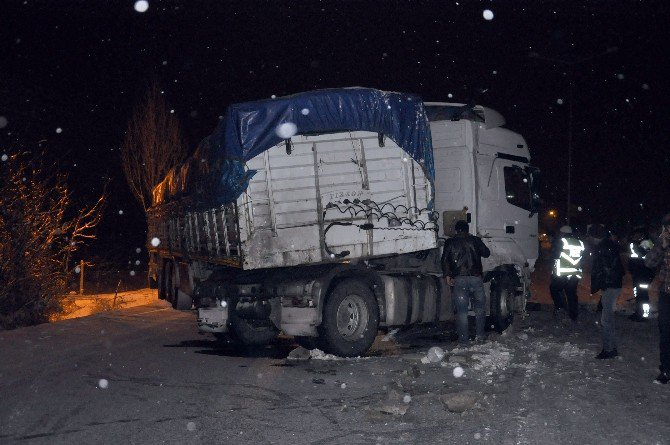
[
  {"xmin": 646, "ymin": 242, "xmax": 670, "ymax": 294},
  {"xmin": 590, "ymin": 237, "xmax": 625, "ymax": 293},
  {"xmin": 441, "ymin": 233, "xmax": 491, "ymax": 277}
]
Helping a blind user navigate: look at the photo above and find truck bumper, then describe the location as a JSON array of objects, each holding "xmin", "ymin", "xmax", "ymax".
[{"xmin": 197, "ymin": 307, "xmax": 228, "ymax": 333}]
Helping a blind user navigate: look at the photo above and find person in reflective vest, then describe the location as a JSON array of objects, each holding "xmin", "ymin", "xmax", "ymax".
[
  {"xmin": 628, "ymin": 226, "xmax": 655, "ymax": 321},
  {"xmin": 550, "ymin": 225, "xmax": 585, "ymax": 321}
]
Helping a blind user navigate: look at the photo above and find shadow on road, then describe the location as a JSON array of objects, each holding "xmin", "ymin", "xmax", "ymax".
[{"xmin": 163, "ymin": 337, "xmax": 296, "ymax": 359}]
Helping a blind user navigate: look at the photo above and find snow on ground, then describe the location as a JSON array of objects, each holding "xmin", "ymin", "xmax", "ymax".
[{"xmin": 53, "ymin": 288, "xmax": 157, "ymax": 321}]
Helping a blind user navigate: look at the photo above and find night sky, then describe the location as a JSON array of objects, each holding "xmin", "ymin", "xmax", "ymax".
[{"xmin": 2, "ymin": 0, "xmax": 669, "ymax": 259}]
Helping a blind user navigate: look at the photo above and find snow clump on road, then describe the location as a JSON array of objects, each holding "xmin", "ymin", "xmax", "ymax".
[{"xmin": 559, "ymin": 342, "xmax": 587, "ymax": 360}]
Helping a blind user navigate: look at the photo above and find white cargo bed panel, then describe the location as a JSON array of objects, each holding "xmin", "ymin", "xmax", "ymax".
[{"xmin": 237, "ymin": 131, "xmax": 436, "ymax": 270}]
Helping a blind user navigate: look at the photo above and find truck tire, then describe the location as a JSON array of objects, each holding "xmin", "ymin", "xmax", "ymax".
[
  {"xmin": 490, "ymin": 275, "xmax": 514, "ymax": 332},
  {"xmin": 162, "ymin": 261, "xmax": 175, "ymax": 303},
  {"xmin": 229, "ymin": 314, "xmax": 279, "ymax": 346},
  {"xmin": 318, "ymin": 279, "xmax": 379, "ymax": 357}
]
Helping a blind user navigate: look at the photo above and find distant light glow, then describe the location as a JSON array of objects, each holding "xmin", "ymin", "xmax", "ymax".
[
  {"xmin": 134, "ymin": 1, "xmax": 149, "ymax": 13},
  {"xmin": 483, "ymin": 9, "xmax": 494, "ymax": 20}
]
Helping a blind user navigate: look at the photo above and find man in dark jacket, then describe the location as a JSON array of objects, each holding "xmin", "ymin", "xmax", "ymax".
[
  {"xmin": 590, "ymin": 229, "xmax": 625, "ymax": 359},
  {"xmin": 441, "ymin": 220, "xmax": 491, "ymax": 346}
]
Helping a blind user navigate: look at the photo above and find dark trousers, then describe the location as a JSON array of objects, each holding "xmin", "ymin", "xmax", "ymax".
[
  {"xmin": 659, "ymin": 291, "xmax": 670, "ymax": 373},
  {"xmin": 550, "ymin": 275, "xmax": 580, "ymax": 320}
]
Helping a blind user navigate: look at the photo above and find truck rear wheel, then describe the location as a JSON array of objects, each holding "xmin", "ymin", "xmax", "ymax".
[
  {"xmin": 490, "ymin": 275, "xmax": 514, "ymax": 332},
  {"xmin": 318, "ymin": 279, "xmax": 379, "ymax": 357},
  {"xmin": 161, "ymin": 261, "xmax": 175, "ymax": 303}
]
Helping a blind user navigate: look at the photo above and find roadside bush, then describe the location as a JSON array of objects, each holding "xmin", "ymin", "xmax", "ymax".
[{"xmin": 0, "ymin": 153, "xmax": 105, "ymax": 329}]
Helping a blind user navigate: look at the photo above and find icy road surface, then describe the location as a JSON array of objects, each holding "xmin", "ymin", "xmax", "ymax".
[{"xmin": 1, "ymin": 300, "xmax": 669, "ymax": 444}]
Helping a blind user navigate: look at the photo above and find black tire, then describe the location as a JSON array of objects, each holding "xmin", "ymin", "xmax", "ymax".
[
  {"xmin": 490, "ymin": 275, "xmax": 514, "ymax": 332},
  {"xmin": 318, "ymin": 279, "xmax": 379, "ymax": 357},
  {"xmin": 229, "ymin": 313, "xmax": 279, "ymax": 346},
  {"xmin": 169, "ymin": 262, "xmax": 193, "ymax": 310},
  {"xmin": 162, "ymin": 261, "xmax": 175, "ymax": 303},
  {"xmin": 295, "ymin": 336, "xmax": 321, "ymax": 350}
]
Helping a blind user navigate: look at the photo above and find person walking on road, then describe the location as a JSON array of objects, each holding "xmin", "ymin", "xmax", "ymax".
[
  {"xmin": 644, "ymin": 214, "xmax": 670, "ymax": 384},
  {"xmin": 550, "ymin": 225, "xmax": 585, "ymax": 322},
  {"xmin": 442, "ymin": 220, "xmax": 491, "ymax": 346},
  {"xmin": 590, "ymin": 228, "xmax": 625, "ymax": 359},
  {"xmin": 628, "ymin": 226, "xmax": 655, "ymax": 321}
]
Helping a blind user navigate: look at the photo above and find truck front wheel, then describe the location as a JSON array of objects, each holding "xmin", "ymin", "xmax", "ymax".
[
  {"xmin": 229, "ymin": 314, "xmax": 279, "ymax": 346},
  {"xmin": 490, "ymin": 275, "xmax": 514, "ymax": 332},
  {"xmin": 318, "ymin": 279, "xmax": 379, "ymax": 357}
]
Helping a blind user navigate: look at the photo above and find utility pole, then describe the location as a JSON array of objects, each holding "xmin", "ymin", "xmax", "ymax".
[{"xmin": 529, "ymin": 47, "xmax": 618, "ymax": 226}]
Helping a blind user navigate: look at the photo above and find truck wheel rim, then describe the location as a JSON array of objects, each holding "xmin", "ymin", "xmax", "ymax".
[{"xmin": 336, "ymin": 295, "xmax": 368, "ymax": 340}]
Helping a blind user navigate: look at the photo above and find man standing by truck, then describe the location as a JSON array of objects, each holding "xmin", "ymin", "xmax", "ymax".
[
  {"xmin": 645, "ymin": 214, "xmax": 670, "ymax": 384},
  {"xmin": 442, "ymin": 220, "xmax": 491, "ymax": 346},
  {"xmin": 628, "ymin": 226, "xmax": 655, "ymax": 321},
  {"xmin": 550, "ymin": 225, "xmax": 585, "ymax": 322}
]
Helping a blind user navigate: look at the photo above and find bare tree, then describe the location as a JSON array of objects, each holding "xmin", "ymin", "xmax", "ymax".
[
  {"xmin": 121, "ymin": 82, "xmax": 188, "ymax": 213},
  {"xmin": 0, "ymin": 152, "xmax": 107, "ymax": 328}
]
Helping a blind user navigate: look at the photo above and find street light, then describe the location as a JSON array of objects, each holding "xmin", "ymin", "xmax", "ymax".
[{"xmin": 529, "ymin": 46, "xmax": 618, "ymax": 225}]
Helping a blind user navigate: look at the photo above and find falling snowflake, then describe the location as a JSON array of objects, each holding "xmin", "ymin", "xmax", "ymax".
[
  {"xmin": 186, "ymin": 421, "xmax": 196, "ymax": 431},
  {"xmin": 151, "ymin": 237, "xmax": 161, "ymax": 247},
  {"xmin": 135, "ymin": 260, "xmax": 140, "ymax": 265},
  {"xmin": 340, "ymin": 383, "xmax": 347, "ymax": 389},
  {"xmin": 134, "ymin": 1, "xmax": 149, "ymax": 13},
  {"xmin": 1, "ymin": 154, "xmax": 7, "ymax": 162},
  {"xmin": 483, "ymin": 9, "xmax": 494, "ymax": 20},
  {"xmin": 276, "ymin": 122, "xmax": 297, "ymax": 139},
  {"xmin": 271, "ymin": 94, "xmax": 277, "ymax": 99},
  {"xmin": 74, "ymin": 266, "xmax": 81, "ymax": 274},
  {"xmin": 0, "ymin": 116, "xmax": 7, "ymax": 128},
  {"xmin": 453, "ymin": 366, "xmax": 464, "ymax": 378},
  {"xmin": 135, "ymin": 248, "xmax": 141, "ymax": 254},
  {"xmin": 301, "ymin": 108, "xmax": 310, "ymax": 116},
  {"xmin": 56, "ymin": 127, "xmax": 63, "ymax": 134},
  {"xmin": 557, "ymin": 98, "xmax": 564, "ymax": 105},
  {"xmin": 98, "ymin": 379, "xmax": 109, "ymax": 389},
  {"xmin": 403, "ymin": 394, "xmax": 412, "ymax": 403},
  {"xmin": 616, "ymin": 73, "xmax": 625, "ymax": 80},
  {"xmin": 448, "ymin": 93, "xmax": 453, "ymax": 99},
  {"xmin": 642, "ymin": 83, "xmax": 650, "ymax": 90},
  {"xmin": 130, "ymin": 270, "xmax": 136, "ymax": 276}
]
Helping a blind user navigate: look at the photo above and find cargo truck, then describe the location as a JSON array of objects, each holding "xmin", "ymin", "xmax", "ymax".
[{"xmin": 147, "ymin": 88, "xmax": 540, "ymax": 356}]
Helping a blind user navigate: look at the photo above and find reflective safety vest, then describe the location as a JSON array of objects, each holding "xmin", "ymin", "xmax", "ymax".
[
  {"xmin": 630, "ymin": 239, "xmax": 653, "ymax": 259},
  {"xmin": 554, "ymin": 237, "xmax": 585, "ymax": 278}
]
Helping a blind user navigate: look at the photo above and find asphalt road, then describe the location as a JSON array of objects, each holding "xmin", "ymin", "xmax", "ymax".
[{"xmin": 1, "ymin": 294, "xmax": 669, "ymax": 445}]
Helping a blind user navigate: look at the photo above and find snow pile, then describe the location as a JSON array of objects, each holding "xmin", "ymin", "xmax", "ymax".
[
  {"xmin": 470, "ymin": 343, "xmax": 512, "ymax": 372},
  {"xmin": 559, "ymin": 342, "xmax": 587, "ymax": 360},
  {"xmin": 420, "ymin": 346, "xmax": 445, "ymax": 363}
]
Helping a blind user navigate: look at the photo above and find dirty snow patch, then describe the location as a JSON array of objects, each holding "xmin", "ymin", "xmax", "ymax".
[
  {"xmin": 559, "ymin": 342, "xmax": 587, "ymax": 359},
  {"xmin": 470, "ymin": 343, "xmax": 512, "ymax": 372}
]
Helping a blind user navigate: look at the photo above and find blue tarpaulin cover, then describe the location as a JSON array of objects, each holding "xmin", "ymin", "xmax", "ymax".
[{"xmin": 152, "ymin": 87, "xmax": 434, "ymax": 208}]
